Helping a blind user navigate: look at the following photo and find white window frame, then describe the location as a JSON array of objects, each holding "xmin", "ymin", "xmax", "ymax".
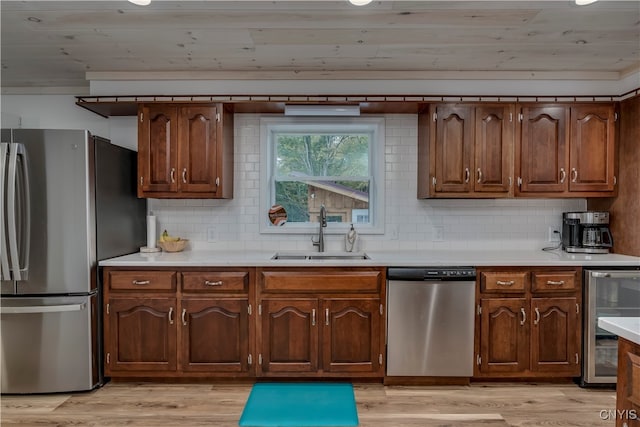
[{"xmin": 260, "ymin": 116, "xmax": 385, "ymax": 235}]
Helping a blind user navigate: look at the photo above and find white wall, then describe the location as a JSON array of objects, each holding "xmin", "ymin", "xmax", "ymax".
[{"xmin": 151, "ymin": 114, "xmax": 585, "ymax": 252}]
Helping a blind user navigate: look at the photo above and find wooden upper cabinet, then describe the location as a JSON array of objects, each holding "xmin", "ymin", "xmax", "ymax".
[
  {"xmin": 178, "ymin": 106, "xmax": 219, "ymax": 194},
  {"xmin": 432, "ymin": 104, "xmax": 474, "ymax": 193},
  {"xmin": 419, "ymin": 103, "xmax": 513, "ymax": 198},
  {"xmin": 138, "ymin": 105, "xmax": 179, "ymax": 194},
  {"xmin": 474, "ymin": 105, "xmax": 514, "ymax": 193},
  {"xmin": 138, "ymin": 103, "xmax": 234, "ymax": 199},
  {"xmin": 516, "ymin": 103, "xmax": 616, "ymax": 197},
  {"xmin": 569, "ymin": 105, "xmax": 616, "ymax": 193},
  {"xmin": 517, "ymin": 105, "xmax": 569, "ymax": 194}
]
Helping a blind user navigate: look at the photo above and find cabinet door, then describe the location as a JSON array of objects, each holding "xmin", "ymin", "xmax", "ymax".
[
  {"xmin": 138, "ymin": 105, "xmax": 179, "ymax": 195},
  {"xmin": 180, "ymin": 298, "xmax": 250, "ymax": 374},
  {"xmin": 474, "ymin": 105, "xmax": 514, "ymax": 193},
  {"xmin": 105, "ymin": 298, "xmax": 177, "ymax": 373},
  {"xmin": 569, "ymin": 105, "xmax": 616, "ymax": 193},
  {"xmin": 530, "ymin": 297, "xmax": 580, "ymax": 375},
  {"xmin": 178, "ymin": 105, "xmax": 218, "ymax": 193},
  {"xmin": 321, "ymin": 298, "xmax": 382, "ymax": 375},
  {"xmin": 259, "ymin": 299, "xmax": 318, "ymax": 375},
  {"xmin": 518, "ymin": 105, "xmax": 569, "ymax": 193},
  {"xmin": 478, "ymin": 298, "xmax": 528, "ymax": 374},
  {"xmin": 432, "ymin": 105, "xmax": 474, "ymax": 193}
]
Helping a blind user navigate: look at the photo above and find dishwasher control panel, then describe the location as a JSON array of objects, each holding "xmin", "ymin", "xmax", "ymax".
[{"xmin": 388, "ymin": 267, "xmax": 476, "ymax": 281}]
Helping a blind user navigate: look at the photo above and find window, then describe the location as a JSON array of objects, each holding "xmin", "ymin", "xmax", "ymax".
[{"xmin": 260, "ymin": 117, "xmax": 385, "ymax": 234}]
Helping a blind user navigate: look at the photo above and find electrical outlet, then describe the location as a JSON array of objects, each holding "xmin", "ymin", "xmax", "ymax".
[
  {"xmin": 548, "ymin": 226, "xmax": 561, "ymax": 242},
  {"xmin": 433, "ymin": 226, "xmax": 444, "ymax": 242},
  {"xmin": 207, "ymin": 226, "xmax": 217, "ymax": 242}
]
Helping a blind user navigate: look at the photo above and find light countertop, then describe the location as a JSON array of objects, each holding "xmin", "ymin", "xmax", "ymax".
[
  {"xmin": 598, "ymin": 317, "xmax": 640, "ymax": 345},
  {"xmin": 99, "ymin": 248, "xmax": 640, "ymax": 268}
]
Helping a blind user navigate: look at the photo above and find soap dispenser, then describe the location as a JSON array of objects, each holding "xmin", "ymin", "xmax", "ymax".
[{"xmin": 345, "ymin": 224, "xmax": 358, "ymax": 252}]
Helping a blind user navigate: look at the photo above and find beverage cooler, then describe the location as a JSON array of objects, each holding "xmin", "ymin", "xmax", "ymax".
[{"xmin": 581, "ymin": 268, "xmax": 640, "ymax": 386}]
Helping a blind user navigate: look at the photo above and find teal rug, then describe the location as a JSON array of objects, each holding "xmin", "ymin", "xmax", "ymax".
[{"xmin": 238, "ymin": 382, "xmax": 359, "ymax": 427}]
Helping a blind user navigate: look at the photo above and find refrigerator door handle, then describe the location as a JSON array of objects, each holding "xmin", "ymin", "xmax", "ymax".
[
  {"xmin": 0, "ymin": 302, "xmax": 87, "ymax": 314},
  {"xmin": 5, "ymin": 143, "xmax": 30, "ymax": 282},
  {"xmin": 0, "ymin": 143, "xmax": 10, "ymax": 280}
]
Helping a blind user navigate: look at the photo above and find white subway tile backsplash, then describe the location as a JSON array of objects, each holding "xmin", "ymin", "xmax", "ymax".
[{"xmin": 151, "ymin": 113, "xmax": 587, "ymax": 252}]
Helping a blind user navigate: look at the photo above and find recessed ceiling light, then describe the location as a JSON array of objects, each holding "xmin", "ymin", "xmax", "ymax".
[
  {"xmin": 575, "ymin": 0, "xmax": 598, "ymax": 5},
  {"xmin": 128, "ymin": 0, "xmax": 151, "ymax": 5},
  {"xmin": 348, "ymin": 0, "xmax": 373, "ymax": 6}
]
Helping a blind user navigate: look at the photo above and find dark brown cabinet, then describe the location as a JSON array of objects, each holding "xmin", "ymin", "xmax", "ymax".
[
  {"xmin": 475, "ymin": 268, "xmax": 582, "ymax": 378},
  {"xmin": 256, "ymin": 268, "xmax": 385, "ymax": 378},
  {"xmin": 615, "ymin": 338, "xmax": 640, "ymax": 427},
  {"xmin": 138, "ymin": 103, "xmax": 233, "ymax": 199},
  {"xmin": 516, "ymin": 103, "xmax": 616, "ymax": 197},
  {"xmin": 420, "ymin": 101, "xmax": 617, "ymax": 199},
  {"xmin": 104, "ymin": 268, "xmax": 253, "ymax": 378},
  {"xmin": 418, "ymin": 103, "xmax": 514, "ymax": 198},
  {"xmin": 260, "ymin": 298, "xmax": 319, "ymax": 374},
  {"xmin": 106, "ymin": 297, "xmax": 177, "ymax": 373}
]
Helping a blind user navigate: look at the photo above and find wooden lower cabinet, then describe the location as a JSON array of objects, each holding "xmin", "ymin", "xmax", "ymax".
[
  {"xmin": 479, "ymin": 298, "xmax": 528, "ymax": 374},
  {"xmin": 180, "ymin": 298, "xmax": 250, "ymax": 373},
  {"xmin": 260, "ymin": 299, "xmax": 318, "ymax": 374},
  {"xmin": 530, "ymin": 297, "xmax": 580, "ymax": 374},
  {"xmin": 104, "ymin": 267, "xmax": 253, "ymax": 378},
  {"xmin": 323, "ymin": 298, "xmax": 381, "ymax": 373},
  {"xmin": 256, "ymin": 268, "xmax": 386, "ymax": 378},
  {"xmin": 616, "ymin": 338, "xmax": 640, "ymax": 427},
  {"xmin": 106, "ymin": 297, "xmax": 177, "ymax": 373},
  {"xmin": 475, "ymin": 267, "xmax": 582, "ymax": 379}
]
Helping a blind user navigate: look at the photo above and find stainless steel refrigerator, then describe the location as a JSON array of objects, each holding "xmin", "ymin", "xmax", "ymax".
[{"xmin": 1, "ymin": 129, "xmax": 146, "ymax": 394}]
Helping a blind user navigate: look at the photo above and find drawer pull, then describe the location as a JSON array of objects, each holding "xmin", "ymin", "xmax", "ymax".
[
  {"xmin": 312, "ymin": 309, "xmax": 316, "ymax": 326},
  {"xmin": 168, "ymin": 307, "xmax": 174, "ymax": 325},
  {"xmin": 546, "ymin": 280, "xmax": 565, "ymax": 286},
  {"xmin": 520, "ymin": 308, "xmax": 526, "ymax": 326},
  {"xmin": 204, "ymin": 280, "xmax": 223, "ymax": 287},
  {"xmin": 132, "ymin": 280, "xmax": 150, "ymax": 285},
  {"xmin": 534, "ymin": 307, "xmax": 540, "ymax": 325},
  {"xmin": 496, "ymin": 280, "xmax": 515, "ymax": 286},
  {"xmin": 325, "ymin": 308, "xmax": 330, "ymax": 326},
  {"xmin": 181, "ymin": 308, "xmax": 187, "ymax": 326}
]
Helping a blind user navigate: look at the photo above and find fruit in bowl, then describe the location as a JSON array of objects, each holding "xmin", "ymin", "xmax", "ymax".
[{"xmin": 158, "ymin": 230, "xmax": 188, "ymax": 252}]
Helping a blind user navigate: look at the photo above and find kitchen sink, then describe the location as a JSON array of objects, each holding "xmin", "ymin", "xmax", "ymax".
[{"xmin": 271, "ymin": 252, "xmax": 370, "ymax": 260}]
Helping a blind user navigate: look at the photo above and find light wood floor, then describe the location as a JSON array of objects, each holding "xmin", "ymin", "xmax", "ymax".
[{"xmin": 1, "ymin": 382, "xmax": 617, "ymax": 426}]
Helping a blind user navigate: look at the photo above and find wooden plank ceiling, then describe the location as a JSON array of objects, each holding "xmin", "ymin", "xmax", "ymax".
[{"xmin": 1, "ymin": 0, "xmax": 639, "ymax": 89}]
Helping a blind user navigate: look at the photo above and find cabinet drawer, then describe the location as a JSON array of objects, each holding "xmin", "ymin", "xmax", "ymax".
[
  {"xmin": 531, "ymin": 271, "xmax": 577, "ymax": 292},
  {"xmin": 181, "ymin": 272, "xmax": 249, "ymax": 293},
  {"xmin": 108, "ymin": 271, "xmax": 176, "ymax": 291},
  {"xmin": 261, "ymin": 270, "xmax": 382, "ymax": 293},
  {"xmin": 481, "ymin": 272, "xmax": 528, "ymax": 293}
]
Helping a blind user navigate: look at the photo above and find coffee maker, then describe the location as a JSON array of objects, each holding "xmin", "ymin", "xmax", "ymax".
[{"xmin": 562, "ymin": 212, "xmax": 613, "ymax": 254}]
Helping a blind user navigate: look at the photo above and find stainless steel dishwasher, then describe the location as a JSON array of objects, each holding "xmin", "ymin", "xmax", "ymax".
[{"xmin": 386, "ymin": 267, "xmax": 476, "ymax": 376}]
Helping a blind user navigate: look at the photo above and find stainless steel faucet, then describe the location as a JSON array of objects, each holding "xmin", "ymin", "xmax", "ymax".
[{"xmin": 311, "ymin": 204, "xmax": 327, "ymax": 252}]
